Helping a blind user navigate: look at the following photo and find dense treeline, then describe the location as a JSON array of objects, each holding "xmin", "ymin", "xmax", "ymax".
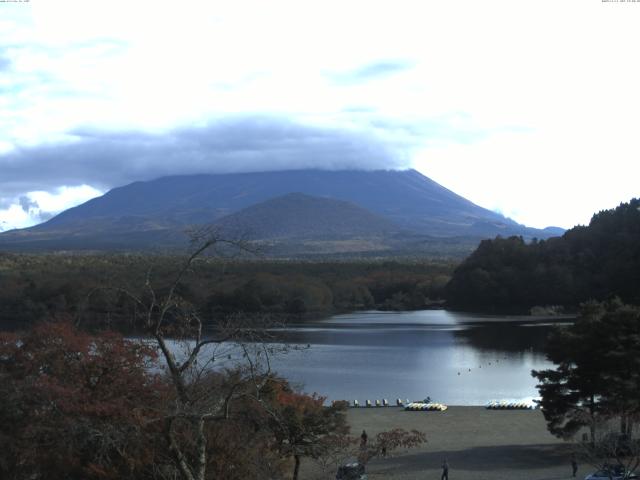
[
  {"xmin": 446, "ymin": 198, "xmax": 640, "ymax": 311},
  {"xmin": 0, "ymin": 254, "xmax": 453, "ymax": 330}
]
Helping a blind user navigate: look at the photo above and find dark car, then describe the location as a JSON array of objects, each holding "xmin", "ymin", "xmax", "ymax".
[
  {"xmin": 584, "ymin": 464, "xmax": 638, "ymax": 480},
  {"xmin": 336, "ymin": 462, "xmax": 367, "ymax": 480}
]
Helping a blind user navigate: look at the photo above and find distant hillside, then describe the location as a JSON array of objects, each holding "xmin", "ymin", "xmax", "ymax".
[
  {"xmin": 445, "ymin": 198, "xmax": 640, "ymax": 310},
  {"xmin": 215, "ymin": 193, "xmax": 398, "ymax": 239},
  {"xmin": 0, "ymin": 169, "xmax": 562, "ymax": 253}
]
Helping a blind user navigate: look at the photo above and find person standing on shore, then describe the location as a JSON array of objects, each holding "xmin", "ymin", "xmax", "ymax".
[
  {"xmin": 571, "ymin": 454, "xmax": 578, "ymax": 477},
  {"xmin": 360, "ymin": 430, "xmax": 368, "ymax": 447},
  {"xmin": 441, "ymin": 458, "xmax": 449, "ymax": 480}
]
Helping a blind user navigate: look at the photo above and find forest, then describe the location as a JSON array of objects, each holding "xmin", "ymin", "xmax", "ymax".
[
  {"xmin": 0, "ymin": 253, "xmax": 453, "ymax": 331},
  {"xmin": 445, "ymin": 198, "xmax": 640, "ymax": 312}
]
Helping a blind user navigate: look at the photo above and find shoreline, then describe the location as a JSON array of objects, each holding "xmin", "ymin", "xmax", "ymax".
[{"xmin": 346, "ymin": 403, "xmax": 538, "ymax": 408}]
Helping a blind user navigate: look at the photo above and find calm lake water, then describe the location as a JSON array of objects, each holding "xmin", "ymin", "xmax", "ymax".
[
  {"xmin": 2, "ymin": 309, "xmax": 569, "ymax": 406},
  {"xmin": 258, "ymin": 310, "xmax": 572, "ymax": 406}
]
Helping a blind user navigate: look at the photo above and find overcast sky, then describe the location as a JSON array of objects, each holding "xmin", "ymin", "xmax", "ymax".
[{"xmin": 1, "ymin": 0, "xmax": 639, "ymax": 231}]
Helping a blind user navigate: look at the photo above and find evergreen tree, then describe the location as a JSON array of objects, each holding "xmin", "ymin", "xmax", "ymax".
[
  {"xmin": 447, "ymin": 198, "xmax": 640, "ymax": 310},
  {"xmin": 533, "ymin": 301, "xmax": 640, "ymax": 440}
]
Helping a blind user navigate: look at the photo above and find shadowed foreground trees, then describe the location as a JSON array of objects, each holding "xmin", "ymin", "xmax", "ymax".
[
  {"xmin": 0, "ymin": 321, "xmax": 330, "ymax": 479},
  {"xmin": 0, "ymin": 321, "xmax": 425, "ymax": 480},
  {"xmin": 533, "ymin": 301, "xmax": 640, "ymax": 474},
  {"xmin": 0, "ymin": 322, "xmax": 165, "ymax": 479},
  {"xmin": 269, "ymin": 387, "xmax": 349, "ymax": 480}
]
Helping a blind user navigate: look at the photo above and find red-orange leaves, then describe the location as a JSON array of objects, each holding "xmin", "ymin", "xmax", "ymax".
[
  {"xmin": 268, "ymin": 381, "xmax": 349, "ymax": 480},
  {"xmin": 0, "ymin": 322, "xmax": 165, "ymax": 480}
]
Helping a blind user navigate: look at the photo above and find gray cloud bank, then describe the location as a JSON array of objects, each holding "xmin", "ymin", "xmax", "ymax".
[
  {"xmin": 18, "ymin": 195, "xmax": 38, "ymax": 212},
  {"xmin": 0, "ymin": 116, "xmax": 407, "ymax": 197}
]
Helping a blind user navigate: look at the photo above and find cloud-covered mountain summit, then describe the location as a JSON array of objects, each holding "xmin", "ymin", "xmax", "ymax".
[
  {"xmin": 0, "ymin": 118, "xmax": 405, "ymax": 199},
  {"xmin": 0, "ymin": 169, "xmax": 562, "ymax": 254}
]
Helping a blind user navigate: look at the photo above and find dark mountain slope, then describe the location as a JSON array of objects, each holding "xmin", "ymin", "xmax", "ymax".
[
  {"xmin": 215, "ymin": 193, "xmax": 398, "ymax": 239},
  {"xmin": 0, "ymin": 169, "xmax": 562, "ymax": 253},
  {"xmin": 31, "ymin": 169, "xmax": 545, "ymax": 236}
]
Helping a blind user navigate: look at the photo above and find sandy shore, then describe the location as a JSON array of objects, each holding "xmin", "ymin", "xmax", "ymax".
[{"xmin": 302, "ymin": 406, "xmax": 582, "ymax": 480}]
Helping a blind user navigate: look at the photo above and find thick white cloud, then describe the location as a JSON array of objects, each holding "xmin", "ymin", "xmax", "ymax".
[
  {"xmin": 0, "ymin": 185, "xmax": 102, "ymax": 231},
  {"xmin": 1, "ymin": 0, "xmax": 639, "ymax": 230}
]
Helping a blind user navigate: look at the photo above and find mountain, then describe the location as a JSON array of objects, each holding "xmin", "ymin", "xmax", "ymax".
[
  {"xmin": 0, "ymin": 169, "xmax": 562, "ymax": 253},
  {"xmin": 215, "ymin": 193, "xmax": 398, "ymax": 239}
]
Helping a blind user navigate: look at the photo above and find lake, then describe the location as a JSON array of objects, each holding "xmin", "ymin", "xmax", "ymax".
[{"xmin": 258, "ymin": 309, "xmax": 572, "ymax": 406}]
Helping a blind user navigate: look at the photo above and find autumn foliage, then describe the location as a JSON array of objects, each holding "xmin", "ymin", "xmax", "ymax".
[
  {"xmin": 0, "ymin": 321, "xmax": 165, "ymax": 479},
  {"xmin": 0, "ymin": 321, "xmax": 427, "ymax": 480},
  {"xmin": 269, "ymin": 386, "xmax": 349, "ymax": 479}
]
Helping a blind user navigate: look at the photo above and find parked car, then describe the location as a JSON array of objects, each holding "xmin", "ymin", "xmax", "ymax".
[
  {"xmin": 584, "ymin": 464, "xmax": 638, "ymax": 480},
  {"xmin": 336, "ymin": 462, "xmax": 367, "ymax": 480}
]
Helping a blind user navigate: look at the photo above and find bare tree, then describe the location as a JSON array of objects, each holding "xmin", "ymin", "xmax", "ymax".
[
  {"xmin": 575, "ymin": 419, "xmax": 640, "ymax": 480},
  {"xmin": 309, "ymin": 427, "xmax": 427, "ymax": 479},
  {"xmin": 106, "ymin": 227, "xmax": 284, "ymax": 480}
]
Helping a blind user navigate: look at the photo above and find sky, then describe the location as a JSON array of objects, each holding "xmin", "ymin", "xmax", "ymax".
[{"xmin": 1, "ymin": 0, "xmax": 639, "ymax": 231}]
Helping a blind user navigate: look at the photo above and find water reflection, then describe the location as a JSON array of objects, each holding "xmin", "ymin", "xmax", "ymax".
[{"xmin": 455, "ymin": 322, "xmax": 550, "ymax": 353}]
